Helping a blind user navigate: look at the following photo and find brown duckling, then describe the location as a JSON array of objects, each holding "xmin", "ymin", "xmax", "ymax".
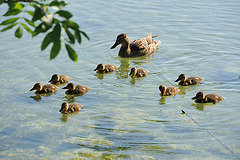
[
  {"xmin": 62, "ymin": 83, "xmax": 90, "ymax": 95},
  {"xmin": 111, "ymin": 33, "xmax": 161, "ymax": 57},
  {"xmin": 175, "ymin": 74, "xmax": 203, "ymax": 86},
  {"xmin": 30, "ymin": 83, "xmax": 59, "ymax": 94},
  {"xmin": 159, "ymin": 84, "xmax": 180, "ymax": 96},
  {"xmin": 59, "ymin": 102, "xmax": 83, "ymax": 114},
  {"xmin": 48, "ymin": 74, "xmax": 71, "ymax": 85},
  {"xmin": 94, "ymin": 63, "xmax": 118, "ymax": 73},
  {"xmin": 192, "ymin": 92, "xmax": 224, "ymax": 104},
  {"xmin": 129, "ymin": 67, "xmax": 148, "ymax": 78}
]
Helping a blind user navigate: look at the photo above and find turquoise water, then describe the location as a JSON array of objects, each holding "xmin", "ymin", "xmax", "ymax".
[{"xmin": 0, "ymin": 0, "xmax": 240, "ymax": 159}]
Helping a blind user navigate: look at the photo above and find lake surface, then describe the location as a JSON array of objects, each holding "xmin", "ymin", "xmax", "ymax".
[{"xmin": 0, "ymin": 0, "xmax": 240, "ymax": 159}]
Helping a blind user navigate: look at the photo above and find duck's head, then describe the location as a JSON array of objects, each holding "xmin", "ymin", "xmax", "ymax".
[
  {"xmin": 192, "ymin": 92, "xmax": 205, "ymax": 100},
  {"xmin": 94, "ymin": 63, "xmax": 105, "ymax": 71},
  {"xmin": 129, "ymin": 67, "xmax": 137, "ymax": 77},
  {"xmin": 63, "ymin": 83, "xmax": 75, "ymax": 91},
  {"xmin": 111, "ymin": 33, "xmax": 129, "ymax": 49},
  {"xmin": 59, "ymin": 102, "xmax": 69, "ymax": 113},
  {"xmin": 159, "ymin": 85, "xmax": 167, "ymax": 95},
  {"xmin": 30, "ymin": 83, "xmax": 42, "ymax": 92},
  {"xmin": 175, "ymin": 74, "xmax": 187, "ymax": 82},
  {"xmin": 49, "ymin": 74, "xmax": 60, "ymax": 82}
]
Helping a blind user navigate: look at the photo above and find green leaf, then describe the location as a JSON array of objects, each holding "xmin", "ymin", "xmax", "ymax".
[
  {"xmin": 0, "ymin": 0, "xmax": 5, "ymax": 5},
  {"xmin": 14, "ymin": 3, "xmax": 24, "ymax": 10},
  {"xmin": 15, "ymin": 26, "xmax": 23, "ymax": 39},
  {"xmin": 1, "ymin": 23, "xmax": 18, "ymax": 32},
  {"xmin": 52, "ymin": 23, "xmax": 61, "ymax": 42},
  {"xmin": 50, "ymin": 40, "xmax": 61, "ymax": 60},
  {"xmin": 80, "ymin": 31, "xmax": 90, "ymax": 40},
  {"xmin": 74, "ymin": 29, "xmax": 81, "ymax": 44},
  {"xmin": 24, "ymin": 18, "xmax": 36, "ymax": 27},
  {"xmin": 41, "ymin": 32, "xmax": 53, "ymax": 50},
  {"xmin": 65, "ymin": 43, "xmax": 78, "ymax": 62},
  {"xmin": 63, "ymin": 26, "xmax": 75, "ymax": 44},
  {"xmin": 4, "ymin": 9, "xmax": 21, "ymax": 16},
  {"xmin": 21, "ymin": 23, "xmax": 33, "ymax": 34},
  {"xmin": 26, "ymin": 11, "xmax": 34, "ymax": 16},
  {"xmin": 49, "ymin": 1, "xmax": 67, "ymax": 9},
  {"xmin": 55, "ymin": 10, "xmax": 72, "ymax": 19},
  {"xmin": 63, "ymin": 20, "xmax": 79, "ymax": 29},
  {"xmin": 32, "ymin": 6, "xmax": 46, "ymax": 22},
  {"xmin": 0, "ymin": 18, "xmax": 19, "ymax": 26},
  {"xmin": 33, "ymin": 22, "xmax": 51, "ymax": 36}
]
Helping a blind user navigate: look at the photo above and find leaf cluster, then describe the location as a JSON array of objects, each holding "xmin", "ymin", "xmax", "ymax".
[{"xmin": 0, "ymin": 0, "xmax": 89, "ymax": 62}]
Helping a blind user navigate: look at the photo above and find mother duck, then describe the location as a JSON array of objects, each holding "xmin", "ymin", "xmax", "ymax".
[{"xmin": 111, "ymin": 33, "xmax": 161, "ymax": 57}]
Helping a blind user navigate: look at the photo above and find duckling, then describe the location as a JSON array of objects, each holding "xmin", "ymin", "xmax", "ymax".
[
  {"xmin": 159, "ymin": 84, "xmax": 180, "ymax": 96},
  {"xmin": 94, "ymin": 63, "xmax": 118, "ymax": 73},
  {"xmin": 30, "ymin": 83, "xmax": 59, "ymax": 94},
  {"xmin": 62, "ymin": 83, "xmax": 90, "ymax": 95},
  {"xmin": 129, "ymin": 67, "xmax": 148, "ymax": 78},
  {"xmin": 59, "ymin": 102, "xmax": 83, "ymax": 114},
  {"xmin": 111, "ymin": 33, "xmax": 161, "ymax": 57},
  {"xmin": 192, "ymin": 92, "xmax": 224, "ymax": 104},
  {"xmin": 175, "ymin": 74, "xmax": 203, "ymax": 86},
  {"xmin": 48, "ymin": 74, "xmax": 70, "ymax": 85}
]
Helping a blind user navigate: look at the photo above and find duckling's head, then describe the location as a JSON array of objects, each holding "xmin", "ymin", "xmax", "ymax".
[
  {"xmin": 111, "ymin": 33, "xmax": 129, "ymax": 49},
  {"xmin": 129, "ymin": 67, "xmax": 137, "ymax": 77},
  {"xmin": 192, "ymin": 92, "xmax": 205, "ymax": 100},
  {"xmin": 159, "ymin": 85, "xmax": 167, "ymax": 94},
  {"xmin": 94, "ymin": 64, "xmax": 105, "ymax": 71},
  {"xmin": 63, "ymin": 83, "xmax": 75, "ymax": 91},
  {"xmin": 175, "ymin": 74, "xmax": 186, "ymax": 82},
  {"xmin": 30, "ymin": 83, "xmax": 42, "ymax": 91},
  {"xmin": 49, "ymin": 74, "xmax": 60, "ymax": 82},
  {"xmin": 59, "ymin": 102, "xmax": 69, "ymax": 114}
]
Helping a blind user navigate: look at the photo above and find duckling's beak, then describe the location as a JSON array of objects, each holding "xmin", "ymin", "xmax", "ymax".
[
  {"xmin": 111, "ymin": 41, "xmax": 119, "ymax": 49},
  {"xmin": 62, "ymin": 86, "xmax": 67, "ymax": 89},
  {"xmin": 94, "ymin": 68, "xmax": 98, "ymax": 71},
  {"xmin": 129, "ymin": 71, "xmax": 133, "ymax": 76},
  {"xmin": 175, "ymin": 78, "xmax": 180, "ymax": 82},
  {"xmin": 192, "ymin": 96, "xmax": 197, "ymax": 100},
  {"xmin": 30, "ymin": 87, "xmax": 35, "ymax": 91}
]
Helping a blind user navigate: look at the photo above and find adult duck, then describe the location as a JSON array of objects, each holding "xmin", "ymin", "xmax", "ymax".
[
  {"xmin": 129, "ymin": 67, "xmax": 148, "ymax": 78},
  {"xmin": 30, "ymin": 83, "xmax": 59, "ymax": 94},
  {"xmin": 192, "ymin": 92, "xmax": 224, "ymax": 104},
  {"xmin": 62, "ymin": 83, "xmax": 90, "ymax": 95},
  {"xmin": 94, "ymin": 63, "xmax": 118, "ymax": 73},
  {"xmin": 48, "ymin": 74, "xmax": 71, "ymax": 85},
  {"xmin": 59, "ymin": 102, "xmax": 83, "ymax": 114},
  {"xmin": 175, "ymin": 74, "xmax": 203, "ymax": 86},
  {"xmin": 111, "ymin": 33, "xmax": 161, "ymax": 57},
  {"xmin": 159, "ymin": 84, "xmax": 179, "ymax": 96}
]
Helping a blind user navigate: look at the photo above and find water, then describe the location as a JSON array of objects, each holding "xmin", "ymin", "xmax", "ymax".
[{"xmin": 0, "ymin": 0, "xmax": 240, "ymax": 159}]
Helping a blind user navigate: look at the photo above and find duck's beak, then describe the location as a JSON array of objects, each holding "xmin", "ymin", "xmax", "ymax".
[
  {"xmin": 62, "ymin": 86, "xmax": 67, "ymax": 89},
  {"xmin": 175, "ymin": 78, "xmax": 180, "ymax": 82},
  {"xmin": 30, "ymin": 87, "xmax": 34, "ymax": 91},
  {"xmin": 129, "ymin": 70, "xmax": 133, "ymax": 76},
  {"xmin": 111, "ymin": 41, "xmax": 119, "ymax": 49},
  {"xmin": 94, "ymin": 68, "xmax": 97, "ymax": 71},
  {"xmin": 192, "ymin": 96, "xmax": 197, "ymax": 100}
]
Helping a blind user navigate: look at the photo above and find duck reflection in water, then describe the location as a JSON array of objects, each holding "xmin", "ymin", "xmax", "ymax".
[
  {"xmin": 192, "ymin": 103, "xmax": 206, "ymax": 111},
  {"xmin": 30, "ymin": 93, "xmax": 53, "ymax": 101}
]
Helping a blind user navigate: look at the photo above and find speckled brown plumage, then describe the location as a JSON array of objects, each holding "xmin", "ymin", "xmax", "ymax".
[
  {"xmin": 30, "ymin": 83, "xmax": 59, "ymax": 94},
  {"xmin": 59, "ymin": 102, "xmax": 83, "ymax": 114},
  {"xmin": 111, "ymin": 33, "xmax": 161, "ymax": 57},
  {"xmin": 129, "ymin": 67, "xmax": 148, "ymax": 78},
  {"xmin": 62, "ymin": 83, "xmax": 90, "ymax": 95},
  {"xmin": 192, "ymin": 92, "xmax": 224, "ymax": 104},
  {"xmin": 48, "ymin": 74, "xmax": 71, "ymax": 85},
  {"xmin": 94, "ymin": 64, "xmax": 118, "ymax": 73},
  {"xmin": 159, "ymin": 84, "xmax": 180, "ymax": 96},
  {"xmin": 175, "ymin": 74, "xmax": 203, "ymax": 86}
]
